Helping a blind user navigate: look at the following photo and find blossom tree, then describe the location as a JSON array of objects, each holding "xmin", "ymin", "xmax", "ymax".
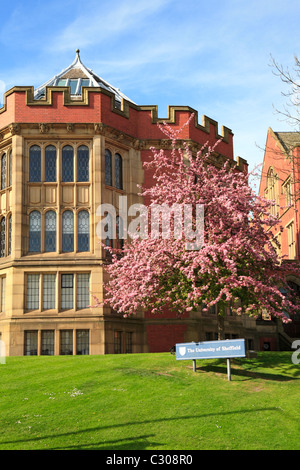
[{"xmin": 98, "ymin": 117, "xmax": 300, "ymax": 340}]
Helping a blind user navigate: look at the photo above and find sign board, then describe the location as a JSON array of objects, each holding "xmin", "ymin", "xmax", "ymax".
[{"xmin": 176, "ymin": 339, "xmax": 246, "ymax": 361}]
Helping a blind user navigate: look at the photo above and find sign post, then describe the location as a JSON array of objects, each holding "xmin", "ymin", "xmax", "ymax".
[{"xmin": 176, "ymin": 339, "xmax": 246, "ymax": 381}]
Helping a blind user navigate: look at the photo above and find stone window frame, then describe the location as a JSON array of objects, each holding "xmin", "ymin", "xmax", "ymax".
[
  {"xmin": 27, "ymin": 140, "xmax": 91, "ymax": 184},
  {"xmin": 286, "ymin": 219, "xmax": 296, "ymax": 260},
  {"xmin": 0, "ymin": 147, "xmax": 12, "ymax": 190},
  {"xmin": 25, "ymin": 271, "xmax": 91, "ymax": 313},
  {"xmin": 27, "ymin": 207, "xmax": 91, "ymax": 254},
  {"xmin": 104, "ymin": 145, "xmax": 125, "ymax": 192}
]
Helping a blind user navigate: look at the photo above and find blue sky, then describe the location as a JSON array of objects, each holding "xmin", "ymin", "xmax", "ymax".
[{"xmin": 1, "ymin": 0, "xmax": 300, "ymax": 179}]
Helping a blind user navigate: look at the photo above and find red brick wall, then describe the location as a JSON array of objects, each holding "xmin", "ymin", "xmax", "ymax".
[{"xmin": 146, "ymin": 323, "xmax": 187, "ymax": 352}]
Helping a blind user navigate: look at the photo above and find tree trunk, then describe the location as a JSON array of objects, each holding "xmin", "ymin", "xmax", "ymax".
[{"xmin": 217, "ymin": 314, "xmax": 225, "ymax": 340}]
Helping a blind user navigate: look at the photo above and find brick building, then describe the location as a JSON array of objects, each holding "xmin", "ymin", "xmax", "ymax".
[
  {"xmin": 0, "ymin": 51, "xmax": 289, "ymax": 356},
  {"xmin": 259, "ymin": 128, "xmax": 300, "ymax": 341}
]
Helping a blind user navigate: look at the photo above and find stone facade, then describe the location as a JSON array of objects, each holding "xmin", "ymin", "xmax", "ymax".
[{"xmin": 0, "ymin": 52, "xmax": 287, "ymax": 356}]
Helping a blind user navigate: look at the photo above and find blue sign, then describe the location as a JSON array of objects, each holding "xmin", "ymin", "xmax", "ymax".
[{"xmin": 176, "ymin": 339, "xmax": 246, "ymax": 360}]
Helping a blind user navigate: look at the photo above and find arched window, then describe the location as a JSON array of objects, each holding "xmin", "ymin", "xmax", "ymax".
[
  {"xmin": 115, "ymin": 153, "xmax": 123, "ymax": 190},
  {"xmin": 62, "ymin": 145, "xmax": 74, "ymax": 182},
  {"xmin": 267, "ymin": 168, "xmax": 278, "ymax": 216},
  {"xmin": 1, "ymin": 153, "xmax": 6, "ymax": 190},
  {"xmin": 45, "ymin": 145, "xmax": 57, "ymax": 182},
  {"xmin": 62, "ymin": 210, "xmax": 74, "ymax": 252},
  {"xmin": 77, "ymin": 145, "xmax": 89, "ymax": 182},
  {"xmin": 78, "ymin": 210, "xmax": 89, "ymax": 252},
  {"xmin": 29, "ymin": 145, "xmax": 41, "ymax": 182},
  {"xmin": 8, "ymin": 214, "xmax": 11, "ymax": 256},
  {"xmin": 104, "ymin": 212, "xmax": 113, "ymax": 248},
  {"xmin": 105, "ymin": 149, "xmax": 112, "ymax": 186},
  {"xmin": 9, "ymin": 150, "xmax": 12, "ymax": 187},
  {"xmin": 29, "ymin": 211, "xmax": 41, "ymax": 252},
  {"xmin": 0, "ymin": 218, "xmax": 5, "ymax": 257},
  {"xmin": 116, "ymin": 215, "xmax": 124, "ymax": 249},
  {"xmin": 45, "ymin": 211, "xmax": 56, "ymax": 252}
]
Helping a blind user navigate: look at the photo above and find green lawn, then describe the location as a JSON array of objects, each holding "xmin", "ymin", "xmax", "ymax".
[{"xmin": 0, "ymin": 352, "xmax": 299, "ymax": 450}]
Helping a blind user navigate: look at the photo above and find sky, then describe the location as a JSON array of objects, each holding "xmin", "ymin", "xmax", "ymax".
[{"xmin": 1, "ymin": 0, "xmax": 300, "ymax": 182}]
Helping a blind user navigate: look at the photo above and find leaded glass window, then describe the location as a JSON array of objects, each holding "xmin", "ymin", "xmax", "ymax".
[
  {"xmin": 45, "ymin": 145, "xmax": 57, "ymax": 182},
  {"xmin": 104, "ymin": 213, "xmax": 113, "ymax": 247},
  {"xmin": 1, "ymin": 153, "xmax": 6, "ymax": 190},
  {"xmin": 8, "ymin": 215, "xmax": 11, "ymax": 256},
  {"xmin": 27, "ymin": 274, "xmax": 40, "ymax": 310},
  {"xmin": 62, "ymin": 145, "xmax": 74, "ymax": 182},
  {"xmin": 77, "ymin": 273, "xmax": 90, "ymax": 309},
  {"xmin": 29, "ymin": 145, "xmax": 41, "ymax": 182},
  {"xmin": 29, "ymin": 211, "xmax": 41, "ymax": 252},
  {"xmin": 76, "ymin": 330, "xmax": 89, "ymax": 355},
  {"xmin": 61, "ymin": 274, "xmax": 74, "ymax": 310},
  {"xmin": 9, "ymin": 150, "xmax": 12, "ymax": 187},
  {"xmin": 43, "ymin": 274, "xmax": 56, "ymax": 310},
  {"xmin": 116, "ymin": 215, "xmax": 124, "ymax": 250},
  {"xmin": 0, "ymin": 218, "xmax": 5, "ymax": 257},
  {"xmin": 115, "ymin": 153, "xmax": 123, "ymax": 190},
  {"xmin": 60, "ymin": 330, "xmax": 73, "ymax": 355},
  {"xmin": 24, "ymin": 331, "xmax": 38, "ymax": 355},
  {"xmin": 45, "ymin": 211, "xmax": 56, "ymax": 252},
  {"xmin": 1, "ymin": 277, "xmax": 6, "ymax": 313},
  {"xmin": 105, "ymin": 149, "xmax": 112, "ymax": 186},
  {"xmin": 41, "ymin": 330, "xmax": 54, "ymax": 356},
  {"xmin": 78, "ymin": 210, "xmax": 89, "ymax": 252},
  {"xmin": 62, "ymin": 211, "xmax": 74, "ymax": 252},
  {"xmin": 77, "ymin": 145, "xmax": 89, "ymax": 182}
]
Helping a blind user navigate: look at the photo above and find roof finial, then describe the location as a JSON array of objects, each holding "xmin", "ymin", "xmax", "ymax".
[{"xmin": 76, "ymin": 48, "xmax": 80, "ymax": 57}]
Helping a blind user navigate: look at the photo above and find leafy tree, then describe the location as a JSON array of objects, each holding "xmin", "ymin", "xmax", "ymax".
[{"xmin": 99, "ymin": 117, "xmax": 300, "ymax": 339}]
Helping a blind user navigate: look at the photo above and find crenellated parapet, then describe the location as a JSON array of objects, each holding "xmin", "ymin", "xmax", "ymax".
[{"xmin": 0, "ymin": 85, "xmax": 235, "ymax": 161}]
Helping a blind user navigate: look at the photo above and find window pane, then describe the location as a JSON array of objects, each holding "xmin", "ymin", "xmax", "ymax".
[
  {"xmin": 27, "ymin": 274, "xmax": 40, "ymax": 310},
  {"xmin": 0, "ymin": 218, "xmax": 5, "ymax": 257},
  {"xmin": 126, "ymin": 332, "xmax": 133, "ymax": 353},
  {"xmin": 77, "ymin": 273, "xmax": 89, "ymax": 309},
  {"xmin": 105, "ymin": 149, "xmax": 112, "ymax": 186},
  {"xmin": 61, "ymin": 274, "xmax": 73, "ymax": 309},
  {"xmin": 43, "ymin": 274, "xmax": 56, "ymax": 309},
  {"xmin": 114, "ymin": 331, "xmax": 122, "ymax": 354},
  {"xmin": 57, "ymin": 79, "xmax": 67, "ymax": 86},
  {"xmin": 81, "ymin": 79, "xmax": 90, "ymax": 88},
  {"xmin": 69, "ymin": 80, "xmax": 78, "ymax": 95},
  {"xmin": 45, "ymin": 145, "xmax": 57, "ymax": 182},
  {"xmin": 45, "ymin": 211, "xmax": 56, "ymax": 252},
  {"xmin": 78, "ymin": 211, "xmax": 89, "ymax": 252},
  {"xmin": 8, "ymin": 215, "xmax": 11, "ymax": 256},
  {"xmin": 62, "ymin": 211, "xmax": 74, "ymax": 252},
  {"xmin": 60, "ymin": 330, "xmax": 73, "ymax": 355},
  {"xmin": 77, "ymin": 145, "xmax": 89, "ymax": 182},
  {"xmin": 29, "ymin": 145, "xmax": 41, "ymax": 182},
  {"xmin": 62, "ymin": 145, "xmax": 74, "ymax": 182},
  {"xmin": 41, "ymin": 330, "xmax": 54, "ymax": 356},
  {"xmin": 24, "ymin": 331, "xmax": 38, "ymax": 356},
  {"xmin": 29, "ymin": 211, "xmax": 41, "ymax": 252},
  {"xmin": 1, "ymin": 153, "xmax": 6, "ymax": 190},
  {"xmin": 9, "ymin": 150, "xmax": 12, "ymax": 187},
  {"xmin": 115, "ymin": 153, "xmax": 123, "ymax": 190},
  {"xmin": 1, "ymin": 277, "xmax": 6, "ymax": 313},
  {"xmin": 116, "ymin": 215, "xmax": 124, "ymax": 249},
  {"xmin": 76, "ymin": 330, "xmax": 89, "ymax": 355}
]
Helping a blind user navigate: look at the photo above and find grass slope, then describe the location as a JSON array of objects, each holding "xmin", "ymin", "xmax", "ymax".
[{"xmin": 0, "ymin": 352, "xmax": 299, "ymax": 450}]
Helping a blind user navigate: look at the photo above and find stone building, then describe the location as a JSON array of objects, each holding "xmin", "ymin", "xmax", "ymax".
[{"xmin": 0, "ymin": 51, "xmax": 288, "ymax": 356}]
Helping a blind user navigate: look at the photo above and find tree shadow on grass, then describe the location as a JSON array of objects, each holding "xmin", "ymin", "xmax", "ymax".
[
  {"xmin": 195, "ymin": 358, "xmax": 300, "ymax": 381},
  {"xmin": 0, "ymin": 407, "xmax": 281, "ymax": 450}
]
